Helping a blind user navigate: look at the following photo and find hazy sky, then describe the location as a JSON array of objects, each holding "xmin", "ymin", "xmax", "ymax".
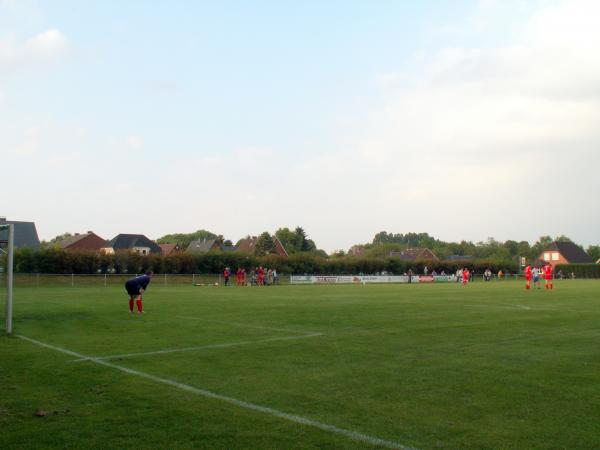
[{"xmin": 2, "ymin": 0, "xmax": 599, "ymax": 252}]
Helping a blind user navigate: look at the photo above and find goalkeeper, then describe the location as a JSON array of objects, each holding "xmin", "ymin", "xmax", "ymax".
[{"xmin": 125, "ymin": 271, "xmax": 153, "ymax": 314}]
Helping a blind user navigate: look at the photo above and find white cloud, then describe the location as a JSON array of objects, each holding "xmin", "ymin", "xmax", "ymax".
[
  {"xmin": 15, "ymin": 126, "xmax": 41, "ymax": 154},
  {"xmin": 126, "ymin": 135, "xmax": 144, "ymax": 150},
  {"xmin": 0, "ymin": 28, "xmax": 68, "ymax": 72},
  {"xmin": 357, "ymin": 0, "xmax": 600, "ymax": 246}
]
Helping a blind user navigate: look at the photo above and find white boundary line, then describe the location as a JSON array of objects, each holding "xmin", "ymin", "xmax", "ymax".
[
  {"xmin": 69, "ymin": 333, "xmax": 324, "ymax": 362},
  {"xmin": 17, "ymin": 334, "xmax": 414, "ymax": 450}
]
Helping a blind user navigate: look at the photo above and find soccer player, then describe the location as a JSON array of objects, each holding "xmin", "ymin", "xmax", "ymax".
[
  {"xmin": 223, "ymin": 267, "xmax": 231, "ymax": 286},
  {"xmin": 532, "ymin": 266, "xmax": 541, "ymax": 289},
  {"xmin": 525, "ymin": 264, "xmax": 532, "ymax": 290},
  {"xmin": 258, "ymin": 266, "xmax": 265, "ymax": 286},
  {"xmin": 462, "ymin": 267, "xmax": 469, "ymax": 285},
  {"xmin": 543, "ymin": 263, "xmax": 554, "ymax": 290},
  {"xmin": 125, "ymin": 271, "xmax": 153, "ymax": 314}
]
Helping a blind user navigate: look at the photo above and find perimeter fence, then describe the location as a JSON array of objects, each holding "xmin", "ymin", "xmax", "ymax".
[
  {"xmin": 0, "ymin": 273, "xmax": 294, "ymax": 288},
  {"xmin": 0, "ymin": 272, "xmax": 527, "ymax": 288}
]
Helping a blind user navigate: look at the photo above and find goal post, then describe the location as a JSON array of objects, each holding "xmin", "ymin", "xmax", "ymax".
[{"xmin": 0, "ymin": 224, "xmax": 14, "ymax": 335}]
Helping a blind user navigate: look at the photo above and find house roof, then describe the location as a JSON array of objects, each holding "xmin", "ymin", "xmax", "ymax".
[
  {"xmin": 273, "ymin": 238, "xmax": 289, "ymax": 258},
  {"xmin": 391, "ymin": 248, "xmax": 438, "ymax": 261},
  {"xmin": 0, "ymin": 218, "xmax": 40, "ymax": 248},
  {"xmin": 186, "ymin": 238, "xmax": 219, "ymax": 254},
  {"xmin": 159, "ymin": 243, "xmax": 180, "ymax": 256},
  {"xmin": 104, "ymin": 234, "xmax": 161, "ymax": 253},
  {"xmin": 544, "ymin": 241, "xmax": 593, "ymax": 263},
  {"xmin": 58, "ymin": 231, "xmax": 105, "ymax": 249},
  {"xmin": 237, "ymin": 236, "xmax": 288, "ymax": 258},
  {"xmin": 237, "ymin": 237, "xmax": 258, "ymax": 253}
]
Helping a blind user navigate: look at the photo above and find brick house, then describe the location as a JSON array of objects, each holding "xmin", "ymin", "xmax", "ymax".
[
  {"xmin": 159, "ymin": 243, "xmax": 182, "ymax": 256},
  {"xmin": 538, "ymin": 241, "xmax": 593, "ymax": 267},
  {"xmin": 237, "ymin": 236, "xmax": 289, "ymax": 258},
  {"xmin": 58, "ymin": 231, "xmax": 106, "ymax": 252}
]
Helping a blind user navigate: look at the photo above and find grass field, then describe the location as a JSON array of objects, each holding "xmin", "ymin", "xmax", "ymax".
[{"xmin": 1, "ymin": 280, "xmax": 600, "ymax": 449}]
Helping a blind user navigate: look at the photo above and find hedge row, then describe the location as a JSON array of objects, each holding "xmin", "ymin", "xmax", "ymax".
[
  {"xmin": 554, "ymin": 264, "xmax": 600, "ymax": 279},
  {"xmin": 4, "ymin": 248, "xmax": 519, "ymax": 275}
]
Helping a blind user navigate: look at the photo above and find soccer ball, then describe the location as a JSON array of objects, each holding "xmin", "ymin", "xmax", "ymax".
[{"xmin": 214, "ymin": 282, "xmax": 219, "ymax": 286}]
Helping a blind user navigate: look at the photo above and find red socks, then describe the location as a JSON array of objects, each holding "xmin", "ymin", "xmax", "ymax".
[{"xmin": 129, "ymin": 297, "xmax": 144, "ymax": 313}]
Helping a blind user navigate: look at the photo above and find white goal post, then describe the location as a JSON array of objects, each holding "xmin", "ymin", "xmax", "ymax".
[{"xmin": 1, "ymin": 224, "xmax": 14, "ymax": 335}]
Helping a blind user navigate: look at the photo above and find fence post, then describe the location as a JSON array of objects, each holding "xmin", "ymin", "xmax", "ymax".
[
  {"xmin": 164, "ymin": 273, "xmax": 167, "ymax": 285},
  {"xmin": 71, "ymin": 273, "xmax": 74, "ymax": 287},
  {"xmin": 192, "ymin": 273, "xmax": 195, "ymax": 285},
  {"xmin": 36, "ymin": 273, "xmax": 39, "ymax": 287},
  {"xmin": 104, "ymin": 273, "xmax": 107, "ymax": 287}
]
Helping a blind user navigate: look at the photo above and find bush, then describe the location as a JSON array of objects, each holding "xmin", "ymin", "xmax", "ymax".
[
  {"xmin": 554, "ymin": 264, "xmax": 600, "ymax": 279},
  {"xmin": 11, "ymin": 248, "xmax": 519, "ymax": 276}
]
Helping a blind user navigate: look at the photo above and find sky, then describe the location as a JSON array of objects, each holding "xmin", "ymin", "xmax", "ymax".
[{"xmin": 1, "ymin": 0, "xmax": 599, "ymax": 252}]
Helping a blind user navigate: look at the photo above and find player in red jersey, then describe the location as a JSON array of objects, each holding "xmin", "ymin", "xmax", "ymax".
[
  {"xmin": 543, "ymin": 263, "xmax": 553, "ymax": 290},
  {"xmin": 240, "ymin": 268, "xmax": 246, "ymax": 286},
  {"xmin": 462, "ymin": 268, "xmax": 469, "ymax": 285},
  {"xmin": 235, "ymin": 267, "xmax": 242, "ymax": 286},
  {"xmin": 525, "ymin": 264, "xmax": 532, "ymax": 290},
  {"xmin": 257, "ymin": 266, "xmax": 265, "ymax": 286}
]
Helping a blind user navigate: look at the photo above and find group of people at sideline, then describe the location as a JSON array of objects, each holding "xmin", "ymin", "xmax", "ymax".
[{"xmin": 222, "ymin": 266, "xmax": 279, "ymax": 286}]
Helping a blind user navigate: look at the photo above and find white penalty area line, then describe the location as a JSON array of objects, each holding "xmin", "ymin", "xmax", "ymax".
[
  {"xmin": 16, "ymin": 334, "xmax": 414, "ymax": 450},
  {"xmin": 69, "ymin": 333, "xmax": 324, "ymax": 362}
]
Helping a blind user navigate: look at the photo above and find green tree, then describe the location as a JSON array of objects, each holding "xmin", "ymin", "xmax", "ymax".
[
  {"xmin": 255, "ymin": 232, "xmax": 276, "ymax": 256},
  {"xmin": 503, "ymin": 240, "xmax": 519, "ymax": 257},
  {"xmin": 295, "ymin": 227, "xmax": 316, "ymax": 252},
  {"xmin": 517, "ymin": 241, "xmax": 531, "ymax": 259},
  {"xmin": 275, "ymin": 227, "xmax": 300, "ymax": 253},
  {"xmin": 586, "ymin": 245, "xmax": 600, "ymax": 262},
  {"xmin": 554, "ymin": 235, "xmax": 573, "ymax": 242},
  {"xmin": 531, "ymin": 235, "xmax": 553, "ymax": 259},
  {"xmin": 157, "ymin": 229, "xmax": 218, "ymax": 248}
]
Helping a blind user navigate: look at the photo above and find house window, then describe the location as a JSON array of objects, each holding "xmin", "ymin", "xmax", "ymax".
[
  {"xmin": 544, "ymin": 252, "xmax": 550, "ymax": 261},
  {"xmin": 552, "ymin": 252, "xmax": 559, "ymax": 261}
]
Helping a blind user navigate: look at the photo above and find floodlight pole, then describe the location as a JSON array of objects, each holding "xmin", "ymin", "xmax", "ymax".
[{"xmin": 5, "ymin": 224, "xmax": 14, "ymax": 335}]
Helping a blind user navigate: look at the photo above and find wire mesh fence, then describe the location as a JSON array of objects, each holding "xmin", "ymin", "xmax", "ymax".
[{"xmin": 0, "ymin": 273, "xmax": 292, "ymax": 288}]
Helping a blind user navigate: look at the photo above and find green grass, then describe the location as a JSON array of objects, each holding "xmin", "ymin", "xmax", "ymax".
[{"xmin": 1, "ymin": 280, "xmax": 600, "ymax": 449}]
